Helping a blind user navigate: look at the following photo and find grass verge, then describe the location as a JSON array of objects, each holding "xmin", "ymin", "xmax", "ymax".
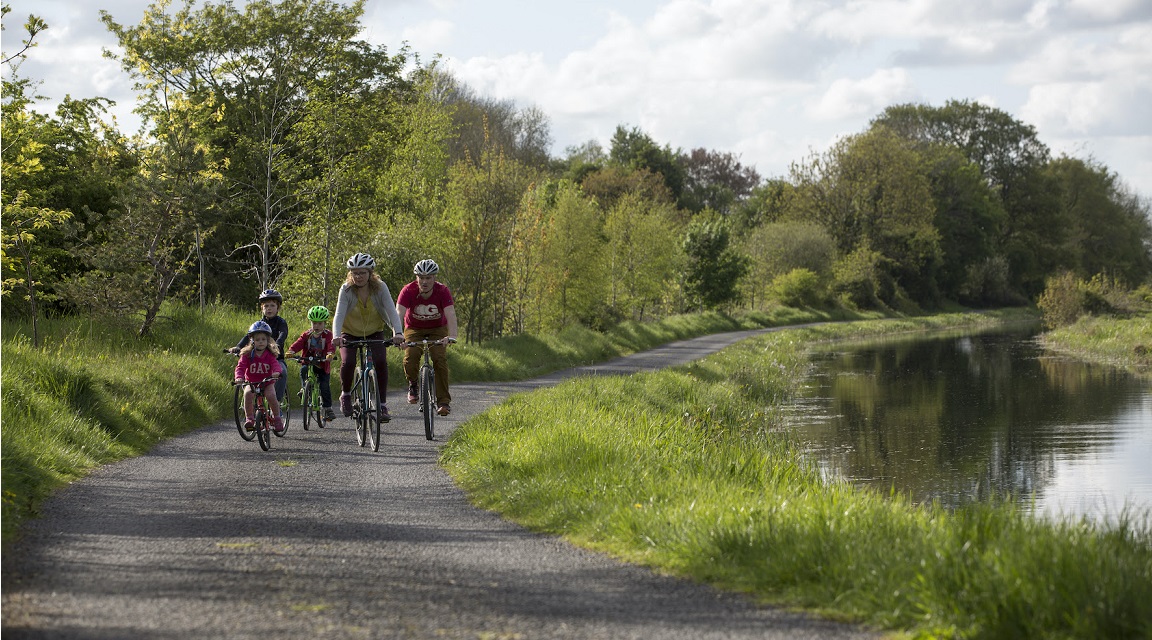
[
  {"xmin": 1037, "ymin": 313, "xmax": 1152, "ymax": 376},
  {"xmin": 442, "ymin": 309, "xmax": 1151, "ymax": 639}
]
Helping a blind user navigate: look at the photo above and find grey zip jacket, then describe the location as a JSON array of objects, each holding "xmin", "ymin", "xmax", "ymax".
[{"xmin": 331, "ymin": 281, "xmax": 404, "ymax": 338}]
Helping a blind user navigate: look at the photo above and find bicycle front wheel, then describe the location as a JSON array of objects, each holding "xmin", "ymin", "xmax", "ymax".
[
  {"xmin": 301, "ymin": 380, "xmax": 313, "ymax": 431},
  {"xmin": 276, "ymin": 390, "xmax": 290, "ymax": 437},
  {"xmin": 365, "ymin": 369, "xmax": 382, "ymax": 452},
  {"xmin": 421, "ymin": 366, "xmax": 435, "ymax": 441},
  {"xmin": 256, "ymin": 410, "xmax": 271, "ymax": 451},
  {"xmin": 352, "ymin": 370, "xmax": 368, "ymax": 447},
  {"xmin": 235, "ymin": 385, "xmax": 256, "ymax": 441}
]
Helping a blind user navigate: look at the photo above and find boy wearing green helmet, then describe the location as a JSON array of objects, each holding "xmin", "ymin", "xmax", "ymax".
[{"xmin": 287, "ymin": 305, "xmax": 337, "ymax": 421}]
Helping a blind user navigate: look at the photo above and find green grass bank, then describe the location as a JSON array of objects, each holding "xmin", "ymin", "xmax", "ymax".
[
  {"xmin": 441, "ymin": 309, "xmax": 1151, "ymax": 639},
  {"xmin": 1038, "ymin": 313, "xmax": 1152, "ymax": 376},
  {"xmin": 1, "ymin": 301, "xmax": 860, "ymax": 545}
]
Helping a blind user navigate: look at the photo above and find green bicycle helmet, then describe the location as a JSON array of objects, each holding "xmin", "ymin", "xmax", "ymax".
[{"xmin": 307, "ymin": 305, "xmax": 330, "ymax": 322}]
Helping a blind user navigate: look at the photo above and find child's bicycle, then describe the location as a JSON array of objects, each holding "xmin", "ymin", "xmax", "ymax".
[
  {"xmin": 291, "ymin": 354, "xmax": 332, "ymax": 431},
  {"xmin": 225, "ymin": 348, "xmax": 290, "ymax": 441},
  {"xmin": 403, "ymin": 336, "xmax": 455, "ymax": 441},
  {"xmin": 233, "ymin": 378, "xmax": 279, "ymax": 451}
]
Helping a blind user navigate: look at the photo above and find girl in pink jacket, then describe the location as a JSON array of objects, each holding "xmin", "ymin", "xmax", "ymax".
[{"xmin": 233, "ymin": 320, "xmax": 285, "ymax": 433}]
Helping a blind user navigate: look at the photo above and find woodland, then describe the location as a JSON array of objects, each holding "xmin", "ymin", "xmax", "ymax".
[{"xmin": 4, "ymin": 0, "xmax": 1151, "ymax": 344}]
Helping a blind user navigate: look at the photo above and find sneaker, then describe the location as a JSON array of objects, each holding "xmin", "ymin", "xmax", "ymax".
[
  {"xmin": 437, "ymin": 403, "xmax": 450, "ymax": 417},
  {"xmin": 270, "ymin": 416, "xmax": 284, "ymax": 434},
  {"xmin": 244, "ymin": 418, "xmax": 256, "ymax": 431},
  {"xmin": 340, "ymin": 392, "xmax": 352, "ymax": 416},
  {"xmin": 380, "ymin": 405, "xmax": 391, "ymax": 423},
  {"xmin": 324, "ymin": 407, "xmax": 337, "ymax": 421},
  {"xmin": 407, "ymin": 384, "xmax": 418, "ymax": 404}
]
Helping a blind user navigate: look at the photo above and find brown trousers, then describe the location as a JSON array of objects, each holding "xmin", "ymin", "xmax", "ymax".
[{"xmin": 403, "ymin": 325, "xmax": 451, "ymax": 405}]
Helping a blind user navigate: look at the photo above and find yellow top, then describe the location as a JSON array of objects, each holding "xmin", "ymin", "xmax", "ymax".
[{"xmin": 340, "ymin": 296, "xmax": 386, "ymax": 336}]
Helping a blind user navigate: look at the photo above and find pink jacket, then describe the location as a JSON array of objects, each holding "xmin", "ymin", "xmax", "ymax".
[{"xmin": 235, "ymin": 348, "xmax": 283, "ymax": 384}]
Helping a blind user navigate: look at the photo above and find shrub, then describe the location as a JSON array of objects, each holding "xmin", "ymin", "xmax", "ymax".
[{"xmin": 767, "ymin": 268, "xmax": 826, "ymax": 308}]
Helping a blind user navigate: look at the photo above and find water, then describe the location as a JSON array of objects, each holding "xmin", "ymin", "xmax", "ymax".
[{"xmin": 783, "ymin": 325, "xmax": 1152, "ymax": 522}]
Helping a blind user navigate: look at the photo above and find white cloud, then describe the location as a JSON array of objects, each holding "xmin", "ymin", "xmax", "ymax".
[
  {"xmin": 811, "ymin": 68, "xmax": 918, "ymax": 121},
  {"xmin": 399, "ymin": 19, "xmax": 455, "ymax": 51}
]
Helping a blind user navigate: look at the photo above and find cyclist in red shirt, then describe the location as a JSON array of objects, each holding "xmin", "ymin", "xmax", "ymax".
[{"xmin": 396, "ymin": 259, "xmax": 458, "ymax": 416}]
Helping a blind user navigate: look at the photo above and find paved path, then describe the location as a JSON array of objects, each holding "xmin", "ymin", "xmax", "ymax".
[{"xmin": 3, "ymin": 327, "xmax": 877, "ymax": 639}]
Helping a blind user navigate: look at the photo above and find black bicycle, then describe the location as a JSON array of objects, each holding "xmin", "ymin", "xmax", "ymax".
[
  {"xmin": 404, "ymin": 336, "xmax": 455, "ymax": 441},
  {"xmin": 343, "ymin": 338, "xmax": 390, "ymax": 452}
]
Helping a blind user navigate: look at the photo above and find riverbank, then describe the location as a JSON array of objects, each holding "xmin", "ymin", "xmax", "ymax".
[
  {"xmin": 442, "ymin": 309, "xmax": 1151, "ymax": 639},
  {"xmin": 1037, "ymin": 313, "xmax": 1152, "ymax": 376}
]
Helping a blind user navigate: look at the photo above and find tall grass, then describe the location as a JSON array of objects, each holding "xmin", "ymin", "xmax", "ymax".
[
  {"xmin": 442, "ymin": 310, "xmax": 1151, "ymax": 639},
  {"xmin": 1038, "ymin": 314, "xmax": 1152, "ymax": 375}
]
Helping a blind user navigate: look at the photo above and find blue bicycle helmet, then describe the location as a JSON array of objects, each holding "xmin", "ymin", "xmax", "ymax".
[
  {"xmin": 247, "ymin": 320, "xmax": 273, "ymax": 336},
  {"xmin": 258, "ymin": 288, "xmax": 282, "ymax": 304}
]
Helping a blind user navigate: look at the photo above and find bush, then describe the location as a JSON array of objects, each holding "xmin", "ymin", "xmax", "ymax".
[
  {"xmin": 1037, "ymin": 271, "xmax": 1141, "ymax": 329},
  {"xmin": 768, "ymin": 268, "xmax": 826, "ymax": 308}
]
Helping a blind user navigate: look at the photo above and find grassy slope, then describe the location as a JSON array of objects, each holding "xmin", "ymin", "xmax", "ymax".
[{"xmin": 442, "ymin": 309, "xmax": 1151, "ymax": 639}]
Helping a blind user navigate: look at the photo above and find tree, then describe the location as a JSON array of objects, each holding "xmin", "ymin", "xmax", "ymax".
[
  {"xmin": 682, "ymin": 218, "xmax": 748, "ymax": 310},
  {"xmin": 679, "ymin": 148, "xmax": 761, "ymax": 215},
  {"xmin": 740, "ymin": 221, "xmax": 836, "ymax": 309},
  {"xmin": 873, "ymin": 100, "xmax": 1063, "ymax": 296},
  {"xmin": 102, "ymin": 0, "xmax": 409, "ymax": 296},
  {"xmin": 789, "ymin": 128, "xmax": 941, "ymax": 308},
  {"xmin": 1, "ymin": 193, "xmax": 71, "ymax": 346},
  {"xmin": 609, "ymin": 125, "xmax": 687, "ymax": 205},
  {"xmin": 533, "ymin": 182, "xmax": 607, "ymax": 328},
  {"xmin": 603, "ymin": 192, "xmax": 685, "ymax": 321}
]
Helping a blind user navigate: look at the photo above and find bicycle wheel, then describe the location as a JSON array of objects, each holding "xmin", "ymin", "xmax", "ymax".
[
  {"xmin": 365, "ymin": 369, "xmax": 381, "ymax": 452},
  {"xmin": 301, "ymin": 380, "xmax": 313, "ymax": 431},
  {"xmin": 234, "ymin": 384, "xmax": 256, "ymax": 441},
  {"xmin": 256, "ymin": 408, "xmax": 271, "ymax": 451},
  {"xmin": 352, "ymin": 370, "xmax": 368, "ymax": 447},
  {"xmin": 276, "ymin": 389, "xmax": 290, "ymax": 437},
  {"xmin": 421, "ymin": 365, "xmax": 435, "ymax": 441},
  {"xmin": 310, "ymin": 380, "xmax": 325, "ymax": 429}
]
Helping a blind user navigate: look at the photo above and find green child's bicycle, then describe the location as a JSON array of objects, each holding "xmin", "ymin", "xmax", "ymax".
[{"xmin": 292, "ymin": 354, "xmax": 332, "ymax": 430}]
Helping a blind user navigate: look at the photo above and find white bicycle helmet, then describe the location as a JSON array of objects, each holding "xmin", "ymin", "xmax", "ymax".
[
  {"xmin": 346, "ymin": 252, "xmax": 375, "ymax": 270},
  {"xmin": 413, "ymin": 259, "xmax": 439, "ymax": 276}
]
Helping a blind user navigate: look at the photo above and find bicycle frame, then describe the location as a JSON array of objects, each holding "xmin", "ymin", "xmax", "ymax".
[
  {"xmin": 236, "ymin": 378, "xmax": 277, "ymax": 451},
  {"xmin": 293, "ymin": 355, "xmax": 328, "ymax": 431},
  {"xmin": 343, "ymin": 338, "xmax": 390, "ymax": 452},
  {"xmin": 404, "ymin": 337, "xmax": 452, "ymax": 441}
]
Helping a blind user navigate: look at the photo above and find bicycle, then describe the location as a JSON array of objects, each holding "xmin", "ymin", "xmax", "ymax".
[
  {"xmin": 291, "ymin": 354, "xmax": 332, "ymax": 431},
  {"xmin": 233, "ymin": 378, "xmax": 279, "ymax": 451},
  {"xmin": 404, "ymin": 336, "xmax": 455, "ymax": 441},
  {"xmin": 225, "ymin": 348, "xmax": 291, "ymax": 440},
  {"xmin": 343, "ymin": 338, "xmax": 391, "ymax": 452}
]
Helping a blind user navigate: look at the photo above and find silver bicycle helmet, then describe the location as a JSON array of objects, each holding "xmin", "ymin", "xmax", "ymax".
[
  {"xmin": 413, "ymin": 259, "xmax": 439, "ymax": 275},
  {"xmin": 258, "ymin": 288, "xmax": 282, "ymax": 304},
  {"xmin": 346, "ymin": 252, "xmax": 375, "ymax": 269}
]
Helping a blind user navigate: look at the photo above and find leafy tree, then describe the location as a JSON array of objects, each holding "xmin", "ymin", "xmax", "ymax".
[
  {"xmin": 1043, "ymin": 156, "xmax": 1152, "ymax": 286},
  {"xmin": 577, "ymin": 165, "xmax": 674, "ymax": 212},
  {"xmin": 789, "ymin": 128, "xmax": 941, "ymax": 308},
  {"xmin": 740, "ymin": 221, "xmax": 836, "ymax": 309},
  {"xmin": 731, "ymin": 178, "xmax": 795, "ymax": 234},
  {"xmin": 678, "ymin": 148, "xmax": 761, "ymax": 215},
  {"xmin": 1, "ymin": 193, "xmax": 71, "ymax": 346},
  {"xmin": 874, "ymin": 100, "xmax": 1062, "ymax": 296},
  {"xmin": 102, "ymin": 0, "xmax": 408, "ymax": 297},
  {"xmin": 603, "ymin": 192, "xmax": 685, "ymax": 321},
  {"xmin": 681, "ymin": 218, "xmax": 748, "ymax": 310},
  {"xmin": 533, "ymin": 182, "xmax": 607, "ymax": 329},
  {"xmin": 609, "ymin": 125, "xmax": 686, "ymax": 205},
  {"xmin": 443, "ymin": 138, "xmax": 536, "ymax": 342}
]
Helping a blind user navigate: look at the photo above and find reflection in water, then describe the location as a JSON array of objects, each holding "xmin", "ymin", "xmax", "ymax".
[{"xmin": 783, "ymin": 325, "xmax": 1152, "ymax": 521}]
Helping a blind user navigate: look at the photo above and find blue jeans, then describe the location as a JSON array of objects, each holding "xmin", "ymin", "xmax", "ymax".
[{"xmin": 276, "ymin": 358, "xmax": 287, "ymax": 402}]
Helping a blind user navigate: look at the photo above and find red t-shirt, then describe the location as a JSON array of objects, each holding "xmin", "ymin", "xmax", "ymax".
[{"xmin": 397, "ymin": 281, "xmax": 454, "ymax": 330}]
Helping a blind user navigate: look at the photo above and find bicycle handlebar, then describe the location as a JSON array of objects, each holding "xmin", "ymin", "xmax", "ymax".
[{"xmin": 403, "ymin": 337, "xmax": 456, "ymax": 348}]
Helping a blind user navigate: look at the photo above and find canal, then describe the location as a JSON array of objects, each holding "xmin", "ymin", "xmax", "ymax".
[{"xmin": 783, "ymin": 324, "xmax": 1152, "ymax": 522}]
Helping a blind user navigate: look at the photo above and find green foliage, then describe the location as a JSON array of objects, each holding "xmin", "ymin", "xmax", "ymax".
[
  {"xmin": 1038, "ymin": 271, "xmax": 1144, "ymax": 329},
  {"xmin": 603, "ymin": 192, "xmax": 686, "ymax": 322},
  {"xmin": 532, "ymin": 181, "xmax": 608, "ymax": 329},
  {"xmin": 609, "ymin": 125, "xmax": 687, "ymax": 204},
  {"xmin": 767, "ymin": 268, "xmax": 826, "ymax": 308},
  {"xmin": 740, "ymin": 221, "xmax": 836, "ymax": 309},
  {"xmin": 831, "ymin": 243, "xmax": 887, "ymax": 310},
  {"xmin": 682, "ymin": 218, "xmax": 749, "ymax": 310}
]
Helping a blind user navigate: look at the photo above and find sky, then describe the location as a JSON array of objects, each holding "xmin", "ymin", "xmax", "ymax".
[{"xmin": 5, "ymin": 0, "xmax": 1152, "ymax": 198}]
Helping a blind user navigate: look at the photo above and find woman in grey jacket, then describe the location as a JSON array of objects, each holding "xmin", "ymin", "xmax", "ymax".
[{"xmin": 331, "ymin": 252, "xmax": 405, "ymax": 420}]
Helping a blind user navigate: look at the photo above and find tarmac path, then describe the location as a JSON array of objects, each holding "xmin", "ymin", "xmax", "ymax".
[{"xmin": 2, "ymin": 326, "xmax": 879, "ymax": 639}]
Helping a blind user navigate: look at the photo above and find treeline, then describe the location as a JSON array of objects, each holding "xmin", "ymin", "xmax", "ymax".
[{"xmin": 4, "ymin": 0, "xmax": 1151, "ymax": 344}]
